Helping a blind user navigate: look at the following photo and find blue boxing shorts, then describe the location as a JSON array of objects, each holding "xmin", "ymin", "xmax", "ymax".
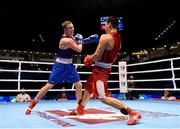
[{"xmin": 48, "ymin": 62, "xmax": 80, "ymax": 84}]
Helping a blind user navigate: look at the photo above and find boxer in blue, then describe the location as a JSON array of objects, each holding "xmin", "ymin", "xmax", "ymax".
[{"xmin": 25, "ymin": 20, "xmax": 98, "ymax": 115}]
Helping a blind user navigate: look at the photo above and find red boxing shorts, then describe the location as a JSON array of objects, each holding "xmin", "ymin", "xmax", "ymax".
[{"xmin": 85, "ymin": 66, "xmax": 111, "ymax": 98}]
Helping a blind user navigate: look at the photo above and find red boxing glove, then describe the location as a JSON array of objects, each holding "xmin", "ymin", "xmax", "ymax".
[{"xmin": 83, "ymin": 55, "xmax": 93, "ymax": 67}]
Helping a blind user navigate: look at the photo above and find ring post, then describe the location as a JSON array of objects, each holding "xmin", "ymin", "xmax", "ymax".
[{"xmin": 119, "ymin": 61, "xmax": 128, "ymax": 93}]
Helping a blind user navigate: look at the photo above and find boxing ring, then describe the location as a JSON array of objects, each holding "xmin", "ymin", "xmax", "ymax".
[{"xmin": 0, "ymin": 57, "xmax": 180, "ymax": 129}]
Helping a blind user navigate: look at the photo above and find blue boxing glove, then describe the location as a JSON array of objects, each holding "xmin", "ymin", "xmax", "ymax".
[
  {"xmin": 75, "ymin": 33, "xmax": 83, "ymax": 44},
  {"xmin": 83, "ymin": 34, "xmax": 99, "ymax": 44}
]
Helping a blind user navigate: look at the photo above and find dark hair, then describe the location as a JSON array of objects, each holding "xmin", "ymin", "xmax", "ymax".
[{"xmin": 107, "ymin": 16, "xmax": 118, "ymax": 29}]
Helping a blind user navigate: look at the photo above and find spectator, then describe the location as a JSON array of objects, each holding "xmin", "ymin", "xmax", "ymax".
[
  {"xmin": 16, "ymin": 88, "xmax": 31, "ymax": 102},
  {"xmin": 57, "ymin": 87, "xmax": 68, "ymax": 100},
  {"xmin": 161, "ymin": 90, "xmax": 176, "ymax": 101},
  {"xmin": 125, "ymin": 75, "xmax": 138, "ymax": 100}
]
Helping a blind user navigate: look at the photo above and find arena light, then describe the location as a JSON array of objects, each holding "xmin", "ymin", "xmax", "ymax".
[{"xmin": 154, "ymin": 20, "xmax": 176, "ymax": 41}]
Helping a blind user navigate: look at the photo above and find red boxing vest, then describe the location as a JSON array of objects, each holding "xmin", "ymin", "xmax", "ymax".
[{"xmin": 99, "ymin": 32, "xmax": 121, "ymax": 64}]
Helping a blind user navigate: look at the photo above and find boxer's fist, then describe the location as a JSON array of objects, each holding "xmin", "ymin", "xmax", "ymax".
[
  {"xmin": 75, "ymin": 33, "xmax": 83, "ymax": 40},
  {"xmin": 75, "ymin": 33, "xmax": 83, "ymax": 44},
  {"xmin": 83, "ymin": 55, "xmax": 93, "ymax": 67},
  {"xmin": 89, "ymin": 34, "xmax": 99, "ymax": 43},
  {"xmin": 83, "ymin": 34, "xmax": 99, "ymax": 44}
]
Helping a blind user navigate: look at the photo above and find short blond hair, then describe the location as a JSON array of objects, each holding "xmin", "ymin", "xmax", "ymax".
[{"xmin": 62, "ymin": 21, "xmax": 72, "ymax": 29}]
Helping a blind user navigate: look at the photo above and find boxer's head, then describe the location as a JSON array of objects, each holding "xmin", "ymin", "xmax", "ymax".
[
  {"xmin": 62, "ymin": 21, "xmax": 74, "ymax": 36},
  {"xmin": 105, "ymin": 16, "xmax": 118, "ymax": 33}
]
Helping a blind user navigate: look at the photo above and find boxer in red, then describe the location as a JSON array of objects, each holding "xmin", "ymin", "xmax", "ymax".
[{"xmin": 70, "ymin": 16, "xmax": 142, "ymax": 125}]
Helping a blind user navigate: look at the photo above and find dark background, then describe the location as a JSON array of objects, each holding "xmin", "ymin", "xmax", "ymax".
[{"xmin": 0, "ymin": 0, "xmax": 179, "ymax": 53}]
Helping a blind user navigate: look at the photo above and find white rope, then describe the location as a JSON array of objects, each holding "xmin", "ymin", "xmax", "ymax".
[
  {"xmin": 0, "ymin": 88, "xmax": 120, "ymax": 92},
  {"xmin": 0, "ymin": 57, "xmax": 180, "ymax": 92},
  {"xmin": 128, "ymin": 68, "xmax": 172, "ymax": 74},
  {"xmin": 127, "ymin": 56, "xmax": 180, "ymax": 67},
  {"xmin": 0, "ymin": 79, "xmax": 119, "ymax": 83},
  {"xmin": 0, "ymin": 59, "xmax": 53, "ymax": 65},
  {"xmin": 128, "ymin": 88, "xmax": 180, "ymax": 91},
  {"xmin": 128, "ymin": 78, "xmax": 175, "ymax": 82}
]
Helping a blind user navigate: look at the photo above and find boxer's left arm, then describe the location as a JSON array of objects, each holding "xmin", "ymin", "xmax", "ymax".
[
  {"xmin": 83, "ymin": 34, "xmax": 99, "ymax": 44},
  {"xmin": 91, "ymin": 34, "xmax": 109, "ymax": 61}
]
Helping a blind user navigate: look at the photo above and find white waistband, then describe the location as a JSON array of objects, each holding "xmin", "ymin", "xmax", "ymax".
[
  {"xmin": 95, "ymin": 61, "xmax": 112, "ymax": 68},
  {"xmin": 56, "ymin": 58, "xmax": 73, "ymax": 64}
]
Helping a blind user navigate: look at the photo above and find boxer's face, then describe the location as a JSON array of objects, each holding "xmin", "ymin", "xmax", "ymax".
[
  {"xmin": 64, "ymin": 23, "xmax": 74, "ymax": 36},
  {"xmin": 164, "ymin": 91, "xmax": 169, "ymax": 95},
  {"xmin": 105, "ymin": 23, "xmax": 110, "ymax": 33}
]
